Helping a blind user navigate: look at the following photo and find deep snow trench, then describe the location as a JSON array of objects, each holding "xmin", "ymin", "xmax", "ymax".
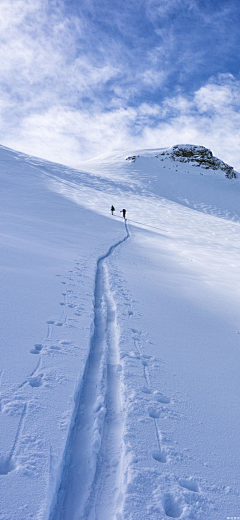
[{"xmin": 49, "ymin": 221, "xmax": 130, "ymax": 520}]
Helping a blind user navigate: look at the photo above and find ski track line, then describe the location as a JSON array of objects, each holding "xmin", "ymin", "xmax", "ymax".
[
  {"xmin": 133, "ymin": 336, "xmax": 167, "ymax": 463},
  {"xmin": 49, "ymin": 220, "xmax": 130, "ymax": 520},
  {"xmin": 0, "ymin": 402, "xmax": 28, "ymax": 475}
]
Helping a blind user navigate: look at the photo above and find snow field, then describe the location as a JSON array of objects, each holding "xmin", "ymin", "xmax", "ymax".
[
  {"xmin": 0, "ymin": 146, "xmax": 127, "ymax": 519},
  {"xmin": 110, "ymin": 221, "xmax": 240, "ymax": 518},
  {"xmin": 0, "ymin": 144, "xmax": 240, "ymax": 519}
]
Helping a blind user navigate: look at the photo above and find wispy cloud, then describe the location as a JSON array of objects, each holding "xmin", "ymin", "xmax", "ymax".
[
  {"xmin": 1, "ymin": 1, "xmax": 240, "ymax": 169},
  {"xmin": 146, "ymin": 0, "xmax": 196, "ymax": 20}
]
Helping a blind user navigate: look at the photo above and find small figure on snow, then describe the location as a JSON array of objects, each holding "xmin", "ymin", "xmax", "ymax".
[
  {"xmin": 111, "ymin": 205, "xmax": 115, "ymax": 215},
  {"xmin": 120, "ymin": 208, "xmax": 126, "ymax": 219}
]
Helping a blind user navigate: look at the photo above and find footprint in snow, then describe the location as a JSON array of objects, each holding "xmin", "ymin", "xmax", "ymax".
[
  {"xmin": 140, "ymin": 386, "xmax": 153, "ymax": 394},
  {"xmin": 179, "ymin": 478, "xmax": 199, "ymax": 492},
  {"xmin": 0, "ymin": 455, "xmax": 17, "ymax": 475},
  {"xmin": 148, "ymin": 406, "xmax": 161, "ymax": 419},
  {"xmin": 28, "ymin": 374, "xmax": 43, "ymax": 387},
  {"xmin": 129, "ymin": 351, "xmax": 140, "ymax": 359},
  {"xmin": 152, "ymin": 449, "xmax": 167, "ymax": 463},
  {"xmin": 30, "ymin": 344, "xmax": 43, "ymax": 354},
  {"xmin": 131, "ymin": 328, "xmax": 139, "ymax": 335},
  {"xmin": 163, "ymin": 494, "xmax": 183, "ymax": 518},
  {"xmin": 155, "ymin": 394, "xmax": 171, "ymax": 404}
]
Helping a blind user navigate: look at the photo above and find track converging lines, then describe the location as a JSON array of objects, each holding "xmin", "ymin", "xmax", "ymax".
[{"xmin": 49, "ymin": 221, "xmax": 129, "ymax": 520}]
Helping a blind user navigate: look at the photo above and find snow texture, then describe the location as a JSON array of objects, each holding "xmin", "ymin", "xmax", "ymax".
[{"xmin": 0, "ymin": 143, "xmax": 240, "ymax": 520}]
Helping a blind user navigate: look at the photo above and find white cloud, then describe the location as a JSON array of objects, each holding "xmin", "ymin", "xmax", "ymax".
[
  {"xmin": 4, "ymin": 75, "xmax": 240, "ymax": 172},
  {"xmin": 1, "ymin": 2, "xmax": 240, "ymax": 172},
  {"xmin": 3, "ymin": 105, "xmax": 139, "ymax": 165},
  {"xmin": 194, "ymin": 75, "xmax": 240, "ymax": 113},
  {"xmin": 139, "ymin": 76, "xmax": 240, "ymax": 169},
  {"xmin": 0, "ymin": 0, "xmax": 121, "ymax": 111},
  {"xmin": 146, "ymin": 0, "xmax": 196, "ymax": 20},
  {"xmin": 141, "ymin": 69, "xmax": 168, "ymax": 88}
]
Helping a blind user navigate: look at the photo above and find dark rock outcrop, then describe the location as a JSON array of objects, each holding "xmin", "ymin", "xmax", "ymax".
[{"xmin": 160, "ymin": 145, "xmax": 237, "ymax": 179}]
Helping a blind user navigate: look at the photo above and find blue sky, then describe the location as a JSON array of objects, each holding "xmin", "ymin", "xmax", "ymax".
[{"xmin": 1, "ymin": 0, "xmax": 240, "ymax": 168}]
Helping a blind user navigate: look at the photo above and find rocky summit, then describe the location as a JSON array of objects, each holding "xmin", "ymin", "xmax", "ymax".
[{"xmin": 159, "ymin": 144, "xmax": 237, "ymax": 178}]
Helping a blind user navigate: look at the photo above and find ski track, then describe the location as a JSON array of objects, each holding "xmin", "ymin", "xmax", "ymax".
[
  {"xmin": 133, "ymin": 336, "xmax": 168, "ymax": 465},
  {"xmin": 0, "ymin": 402, "xmax": 28, "ymax": 475},
  {"xmin": 49, "ymin": 220, "xmax": 129, "ymax": 520}
]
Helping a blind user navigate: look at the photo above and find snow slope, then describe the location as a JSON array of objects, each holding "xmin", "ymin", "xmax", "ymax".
[{"xmin": 0, "ymin": 144, "xmax": 240, "ymax": 520}]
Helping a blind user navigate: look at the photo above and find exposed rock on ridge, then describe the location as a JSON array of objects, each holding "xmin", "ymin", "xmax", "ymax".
[
  {"xmin": 160, "ymin": 145, "xmax": 237, "ymax": 178},
  {"xmin": 126, "ymin": 145, "xmax": 237, "ymax": 178}
]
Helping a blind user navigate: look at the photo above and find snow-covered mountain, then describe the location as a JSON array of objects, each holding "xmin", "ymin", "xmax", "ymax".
[{"xmin": 1, "ymin": 144, "xmax": 240, "ymax": 520}]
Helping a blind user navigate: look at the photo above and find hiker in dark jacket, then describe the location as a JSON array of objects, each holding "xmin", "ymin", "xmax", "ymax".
[
  {"xmin": 120, "ymin": 208, "xmax": 126, "ymax": 219},
  {"xmin": 111, "ymin": 205, "xmax": 115, "ymax": 215}
]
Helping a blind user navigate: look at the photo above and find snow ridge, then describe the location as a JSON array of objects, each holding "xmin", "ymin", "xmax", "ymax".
[{"xmin": 48, "ymin": 220, "xmax": 129, "ymax": 520}]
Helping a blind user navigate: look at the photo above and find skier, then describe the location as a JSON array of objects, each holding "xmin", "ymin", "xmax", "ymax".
[
  {"xmin": 120, "ymin": 208, "xmax": 126, "ymax": 219},
  {"xmin": 111, "ymin": 205, "xmax": 115, "ymax": 215}
]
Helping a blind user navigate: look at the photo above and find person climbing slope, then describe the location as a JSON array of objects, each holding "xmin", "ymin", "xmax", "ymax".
[
  {"xmin": 120, "ymin": 208, "xmax": 126, "ymax": 219},
  {"xmin": 111, "ymin": 205, "xmax": 115, "ymax": 215}
]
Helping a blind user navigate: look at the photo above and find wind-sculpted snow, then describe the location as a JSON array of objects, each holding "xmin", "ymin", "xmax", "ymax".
[{"xmin": 1, "ymin": 143, "xmax": 240, "ymax": 520}]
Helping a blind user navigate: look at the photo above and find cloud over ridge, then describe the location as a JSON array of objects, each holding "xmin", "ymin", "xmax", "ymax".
[{"xmin": 1, "ymin": 0, "xmax": 240, "ymax": 168}]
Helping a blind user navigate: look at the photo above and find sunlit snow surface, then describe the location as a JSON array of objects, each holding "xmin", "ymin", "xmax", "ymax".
[{"xmin": 0, "ymin": 144, "xmax": 240, "ymax": 519}]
